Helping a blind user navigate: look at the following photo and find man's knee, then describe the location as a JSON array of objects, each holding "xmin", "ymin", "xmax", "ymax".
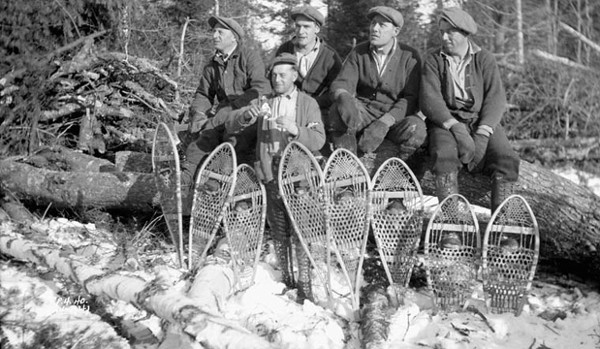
[{"xmin": 387, "ymin": 114, "xmax": 427, "ymax": 148}]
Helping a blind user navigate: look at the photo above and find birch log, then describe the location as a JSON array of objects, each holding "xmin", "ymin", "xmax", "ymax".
[{"xmin": 0, "ymin": 234, "xmax": 273, "ymax": 349}]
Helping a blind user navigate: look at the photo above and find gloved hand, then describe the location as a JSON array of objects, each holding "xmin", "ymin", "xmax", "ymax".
[
  {"xmin": 336, "ymin": 92, "xmax": 358, "ymax": 122},
  {"xmin": 449, "ymin": 122, "xmax": 475, "ymax": 164},
  {"xmin": 467, "ymin": 126, "xmax": 492, "ymax": 172},
  {"xmin": 189, "ymin": 112, "xmax": 207, "ymax": 133},
  {"xmin": 209, "ymin": 107, "xmax": 233, "ymax": 129},
  {"xmin": 358, "ymin": 113, "xmax": 395, "ymax": 153}
]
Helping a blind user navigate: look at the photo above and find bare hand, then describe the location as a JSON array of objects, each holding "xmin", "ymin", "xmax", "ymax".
[
  {"xmin": 275, "ymin": 117, "xmax": 299, "ymax": 136},
  {"xmin": 242, "ymin": 104, "xmax": 261, "ymax": 124}
]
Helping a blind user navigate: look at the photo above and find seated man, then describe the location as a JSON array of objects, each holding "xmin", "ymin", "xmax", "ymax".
[
  {"xmin": 275, "ymin": 5, "xmax": 342, "ymax": 154},
  {"xmin": 328, "ymin": 6, "xmax": 426, "ymax": 163},
  {"xmin": 420, "ymin": 7, "xmax": 520, "ymax": 211},
  {"xmin": 227, "ymin": 53, "xmax": 325, "ymax": 302},
  {"xmin": 182, "ymin": 15, "xmax": 271, "ymax": 208}
]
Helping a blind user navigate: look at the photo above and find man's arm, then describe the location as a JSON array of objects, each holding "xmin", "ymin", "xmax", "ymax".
[
  {"xmin": 420, "ymin": 53, "xmax": 457, "ymax": 129},
  {"xmin": 330, "ymin": 48, "xmax": 359, "ymax": 99},
  {"xmin": 189, "ymin": 65, "xmax": 216, "ymax": 124},
  {"xmin": 295, "ymin": 97, "xmax": 326, "ymax": 152},
  {"xmin": 385, "ymin": 49, "xmax": 421, "ymax": 122},
  {"xmin": 477, "ymin": 51, "xmax": 507, "ymax": 130},
  {"xmin": 230, "ymin": 49, "xmax": 271, "ymax": 109},
  {"xmin": 314, "ymin": 47, "xmax": 343, "ymax": 108}
]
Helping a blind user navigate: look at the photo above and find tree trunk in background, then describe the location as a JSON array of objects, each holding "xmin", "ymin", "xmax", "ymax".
[
  {"xmin": 492, "ymin": 4, "xmax": 507, "ymax": 54},
  {"xmin": 516, "ymin": 0, "xmax": 524, "ymax": 65}
]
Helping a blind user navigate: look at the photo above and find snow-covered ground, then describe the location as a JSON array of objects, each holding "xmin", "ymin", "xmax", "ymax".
[{"xmin": 1, "ymin": 167, "xmax": 599, "ymax": 349}]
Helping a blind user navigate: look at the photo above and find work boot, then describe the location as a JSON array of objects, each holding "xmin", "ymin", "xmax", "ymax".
[
  {"xmin": 180, "ymin": 161, "xmax": 196, "ymax": 216},
  {"xmin": 435, "ymin": 172, "xmax": 459, "ymax": 204},
  {"xmin": 399, "ymin": 145, "xmax": 428, "ymax": 182},
  {"xmin": 491, "ymin": 176, "xmax": 516, "ymax": 213}
]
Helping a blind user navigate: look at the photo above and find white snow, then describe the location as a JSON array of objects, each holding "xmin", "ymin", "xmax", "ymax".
[{"xmin": 1, "ymin": 166, "xmax": 599, "ymax": 348}]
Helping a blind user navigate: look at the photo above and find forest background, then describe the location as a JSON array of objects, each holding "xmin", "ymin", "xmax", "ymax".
[{"xmin": 1, "ymin": 0, "xmax": 599, "ymax": 167}]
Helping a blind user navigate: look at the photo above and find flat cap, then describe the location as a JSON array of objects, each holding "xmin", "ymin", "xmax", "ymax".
[
  {"xmin": 271, "ymin": 53, "xmax": 298, "ymax": 69},
  {"xmin": 367, "ymin": 6, "xmax": 404, "ymax": 29},
  {"xmin": 291, "ymin": 5, "xmax": 325, "ymax": 26},
  {"xmin": 439, "ymin": 7, "xmax": 477, "ymax": 35},
  {"xmin": 208, "ymin": 16, "xmax": 244, "ymax": 41}
]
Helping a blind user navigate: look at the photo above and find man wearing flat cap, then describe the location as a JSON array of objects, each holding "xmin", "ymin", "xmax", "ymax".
[
  {"xmin": 328, "ymin": 6, "xmax": 426, "ymax": 167},
  {"xmin": 420, "ymin": 7, "xmax": 519, "ymax": 212},
  {"xmin": 228, "ymin": 53, "xmax": 325, "ymax": 303},
  {"xmin": 181, "ymin": 15, "xmax": 271, "ymax": 212},
  {"xmin": 275, "ymin": 5, "xmax": 342, "ymax": 153}
]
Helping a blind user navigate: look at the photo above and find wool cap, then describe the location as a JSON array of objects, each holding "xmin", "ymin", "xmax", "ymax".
[
  {"xmin": 208, "ymin": 16, "xmax": 244, "ymax": 41},
  {"xmin": 367, "ymin": 6, "xmax": 404, "ymax": 29},
  {"xmin": 439, "ymin": 7, "xmax": 477, "ymax": 35},
  {"xmin": 272, "ymin": 53, "xmax": 298, "ymax": 69},
  {"xmin": 291, "ymin": 5, "xmax": 325, "ymax": 26}
]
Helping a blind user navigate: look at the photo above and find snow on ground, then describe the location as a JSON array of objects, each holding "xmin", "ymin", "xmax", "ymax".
[{"xmin": 1, "ymin": 167, "xmax": 600, "ymax": 349}]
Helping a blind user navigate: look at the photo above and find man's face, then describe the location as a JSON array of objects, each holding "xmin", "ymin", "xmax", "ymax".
[
  {"xmin": 212, "ymin": 23, "xmax": 237, "ymax": 53},
  {"xmin": 369, "ymin": 14, "xmax": 399, "ymax": 48},
  {"xmin": 439, "ymin": 19, "xmax": 469, "ymax": 56},
  {"xmin": 271, "ymin": 64, "xmax": 298, "ymax": 95},
  {"xmin": 294, "ymin": 16, "xmax": 320, "ymax": 48}
]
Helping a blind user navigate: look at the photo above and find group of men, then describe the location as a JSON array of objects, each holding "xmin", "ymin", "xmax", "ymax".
[{"xmin": 179, "ymin": 5, "xmax": 520, "ymax": 302}]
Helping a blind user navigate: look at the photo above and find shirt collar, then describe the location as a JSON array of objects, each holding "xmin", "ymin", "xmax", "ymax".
[
  {"xmin": 441, "ymin": 40, "xmax": 480, "ymax": 61},
  {"xmin": 215, "ymin": 44, "xmax": 238, "ymax": 62},
  {"xmin": 370, "ymin": 37, "xmax": 397, "ymax": 56},
  {"xmin": 276, "ymin": 86, "xmax": 298, "ymax": 100},
  {"xmin": 293, "ymin": 36, "xmax": 321, "ymax": 53}
]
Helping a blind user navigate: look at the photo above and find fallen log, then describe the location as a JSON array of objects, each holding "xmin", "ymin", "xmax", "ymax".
[
  {"xmin": 1, "ymin": 144, "xmax": 599, "ymax": 279},
  {"xmin": 511, "ymin": 137, "xmax": 600, "ymax": 162},
  {"xmin": 0, "ymin": 234, "xmax": 274, "ymax": 349},
  {"xmin": 25, "ymin": 146, "xmax": 117, "ymax": 172},
  {"xmin": 0, "ymin": 159, "xmax": 155, "ymax": 212}
]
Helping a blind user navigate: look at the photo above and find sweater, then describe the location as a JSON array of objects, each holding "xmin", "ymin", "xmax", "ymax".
[
  {"xmin": 228, "ymin": 91, "xmax": 325, "ymax": 183},
  {"xmin": 329, "ymin": 40, "xmax": 421, "ymax": 123},
  {"xmin": 189, "ymin": 44, "xmax": 271, "ymax": 118},
  {"xmin": 420, "ymin": 42, "xmax": 507, "ymax": 130},
  {"xmin": 275, "ymin": 38, "xmax": 342, "ymax": 109}
]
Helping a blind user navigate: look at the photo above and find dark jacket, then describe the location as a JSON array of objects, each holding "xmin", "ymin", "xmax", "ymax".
[
  {"xmin": 190, "ymin": 44, "xmax": 271, "ymax": 119},
  {"xmin": 330, "ymin": 40, "xmax": 421, "ymax": 123},
  {"xmin": 420, "ymin": 42, "xmax": 507, "ymax": 130},
  {"xmin": 275, "ymin": 38, "xmax": 342, "ymax": 109},
  {"xmin": 228, "ymin": 91, "xmax": 325, "ymax": 183}
]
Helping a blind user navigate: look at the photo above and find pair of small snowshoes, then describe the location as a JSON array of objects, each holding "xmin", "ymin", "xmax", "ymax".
[
  {"xmin": 424, "ymin": 194, "xmax": 540, "ymax": 315},
  {"xmin": 152, "ymin": 123, "xmax": 265, "ymax": 290}
]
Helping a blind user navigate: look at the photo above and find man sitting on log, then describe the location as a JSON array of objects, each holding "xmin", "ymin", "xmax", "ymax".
[
  {"xmin": 420, "ymin": 7, "xmax": 520, "ymax": 211},
  {"xmin": 182, "ymin": 15, "xmax": 271, "ymax": 210},
  {"xmin": 226, "ymin": 53, "xmax": 326, "ymax": 302},
  {"xmin": 327, "ymin": 6, "xmax": 426, "ymax": 165},
  {"xmin": 274, "ymin": 5, "xmax": 342, "ymax": 156}
]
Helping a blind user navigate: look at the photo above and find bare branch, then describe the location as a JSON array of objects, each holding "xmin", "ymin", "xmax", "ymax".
[{"xmin": 531, "ymin": 49, "xmax": 592, "ymax": 70}]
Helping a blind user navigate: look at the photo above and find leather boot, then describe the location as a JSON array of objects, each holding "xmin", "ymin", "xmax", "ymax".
[
  {"xmin": 491, "ymin": 176, "xmax": 515, "ymax": 213},
  {"xmin": 295, "ymin": 236, "xmax": 313, "ymax": 303},
  {"xmin": 180, "ymin": 161, "xmax": 196, "ymax": 216},
  {"xmin": 399, "ymin": 145, "xmax": 428, "ymax": 182},
  {"xmin": 435, "ymin": 172, "xmax": 459, "ymax": 203}
]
